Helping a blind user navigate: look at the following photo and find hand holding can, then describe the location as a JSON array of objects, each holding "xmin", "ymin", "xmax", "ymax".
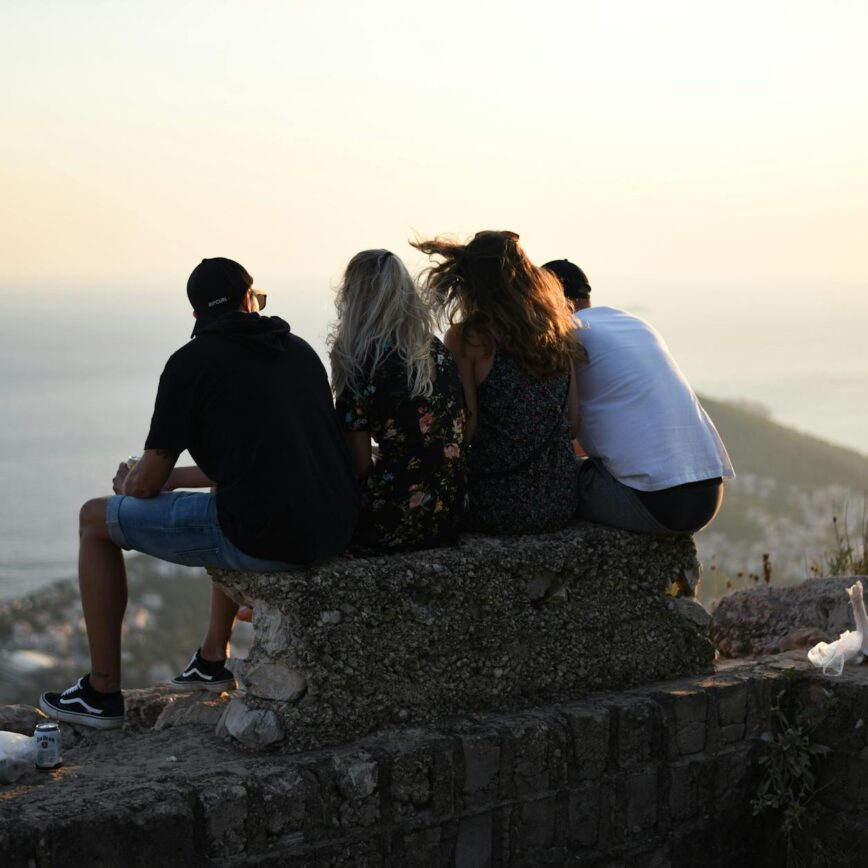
[{"xmin": 112, "ymin": 456, "xmax": 138, "ymax": 495}]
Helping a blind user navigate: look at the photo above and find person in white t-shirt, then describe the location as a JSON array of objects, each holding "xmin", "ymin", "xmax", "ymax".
[{"xmin": 543, "ymin": 260, "xmax": 734, "ymax": 535}]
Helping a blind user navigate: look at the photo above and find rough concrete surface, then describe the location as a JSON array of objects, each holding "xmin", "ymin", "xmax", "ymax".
[
  {"xmin": 711, "ymin": 575, "xmax": 868, "ymax": 657},
  {"xmin": 212, "ymin": 522, "xmax": 711, "ymax": 751}
]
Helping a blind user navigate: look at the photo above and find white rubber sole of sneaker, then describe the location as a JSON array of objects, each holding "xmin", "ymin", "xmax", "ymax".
[{"xmin": 38, "ymin": 696, "xmax": 124, "ymax": 730}]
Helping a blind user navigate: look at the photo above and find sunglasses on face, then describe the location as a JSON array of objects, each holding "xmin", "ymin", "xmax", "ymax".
[{"xmin": 249, "ymin": 289, "xmax": 267, "ymax": 310}]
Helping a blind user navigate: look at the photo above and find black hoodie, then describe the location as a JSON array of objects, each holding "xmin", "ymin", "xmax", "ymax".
[{"xmin": 145, "ymin": 312, "xmax": 360, "ymax": 563}]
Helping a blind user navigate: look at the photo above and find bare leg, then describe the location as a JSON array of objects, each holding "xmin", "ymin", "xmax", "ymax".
[
  {"xmin": 78, "ymin": 497, "xmax": 127, "ymax": 694},
  {"xmin": 200, "ymin": 585, "xmax": 238, "ymax": 661}
]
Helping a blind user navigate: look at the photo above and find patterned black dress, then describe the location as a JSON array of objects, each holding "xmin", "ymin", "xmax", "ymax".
[
  {"xmin": 335, "ymin": 338, "xmax": 467, "ymax": 551},
  {"xmin": 468, "ymin": 354, "xmax": 579, "ymax": 534}
]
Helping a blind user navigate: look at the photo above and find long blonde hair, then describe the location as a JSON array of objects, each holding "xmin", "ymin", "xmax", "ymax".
[
  {"xmin": 412, "ymin": 231, "xmax": 585, "ymax": 378},
  {"xmin": 329, "ymin": 249, "xmax": 436, "ymax": 399}
]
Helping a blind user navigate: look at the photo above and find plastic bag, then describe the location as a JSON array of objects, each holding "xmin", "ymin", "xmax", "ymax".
[
  {"xmin": 808, "ymin": 580, "xmax": 868, "ymax": 676},
  {"xmin": 0, "ymin": 731, "xmax": 36, "ymax": 784}
]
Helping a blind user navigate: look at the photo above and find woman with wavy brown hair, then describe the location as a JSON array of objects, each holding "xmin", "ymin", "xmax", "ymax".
[{"xmin": 412, "ymin": 230, "xmax": 585, "ymax": 534}]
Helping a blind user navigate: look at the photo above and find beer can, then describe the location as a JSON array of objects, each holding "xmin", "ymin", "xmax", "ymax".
[{"xmin": 34, "ymin": 721, "xmax": 63, "ymax": 770}]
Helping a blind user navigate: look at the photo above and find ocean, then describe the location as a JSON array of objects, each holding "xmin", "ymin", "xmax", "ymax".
[{"xmin": 1, "ymin": 283, "xmax": 866, "ymax": 600}]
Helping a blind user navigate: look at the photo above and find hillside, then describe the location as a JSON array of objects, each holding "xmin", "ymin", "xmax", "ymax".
[
  {"xmin": 695, "ymin": 395, "xmax": 867, "ymax": 601},
  {"xmin": 700, "ymin": 395, "xmax": 868, "ymax": 490}
]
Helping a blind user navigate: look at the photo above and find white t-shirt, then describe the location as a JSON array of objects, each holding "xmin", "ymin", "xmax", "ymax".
[{"xmin": 574, "ymin": 306, "xmax": 734, "ymax": 491}]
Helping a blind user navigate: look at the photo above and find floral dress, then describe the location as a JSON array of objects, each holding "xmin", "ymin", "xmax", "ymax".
[{"xmin": 335, "ymin": 338, "xmax": 468, "ymax": 551}]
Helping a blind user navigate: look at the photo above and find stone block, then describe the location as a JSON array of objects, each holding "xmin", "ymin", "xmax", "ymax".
[
  {"xmin": 625, "ymin": 766, "xmax": 658, "ymax": 835},
  {"xmin": 0, "ymin": 705, "xmax": 46, "ymax": 735},
  {"xmin": 334, "ymin": 751, "xmax": 379, "ymax": 801},
  {"xmin": 455, "ymin": 812, "xmax": 493, "ymax": 868},
  {"xmin": 390, "ymin": 748, "xmax": 433, "ymax": 820},
  {"xmin": 392, "ymin": 826, "xmax": 441, "ymax": 867},
  {"xmin": 333, "ymin": 751, "xmax": 380, "ymax": 828},
  {"xmin": 515, "ymin": 797, "xmax": 557, "ymax": 852},
  {"xmin": 715, "ymin": 680, "xmax": 748, "ymax": 727},
  {"xmin": 567, "ymin": 780, "xmax": 602, "ymax": 848},
  {"xmin": 713, "ymin": 746, "xmax": 755, "ymax": 814},
  {"xmin": 257, "ymin": 768, "xmax": 306, "ymax": 840},
  {"xmin": 216, "ymin": 698, "xmax": 284, "ymax": 749},
  {"xmin": 154, "ymin": 693, "xmax": 228, "ymax": 730},
  {"xmin": 846, "ymin": 754, "xmax": 868, "ymax": 806},
  {"xmin": 667, "ymin": 760, "xmax": 698, "ymax": 822},
  {"xmin": 671, "ymin": 689, "xmax": 707, "ymax": 755},
  {"xmin": 236, "ymin": 660, "xmax": 307, "ymax": 702},
  {"xmin": 496, "ymin": 714, "xmax": 551, "ymax": 799},
  {"xmin": 562, "ymin": 703, "xmax": 610, "ymax": 780},
  {"xmin": 720, "ymin": 723, "xmax": 746, "ymax": 744},
  {"xmin": 613, "ymin": 697, "xmax": 658, "ymax": 767},
  {"xmin": 667, "ymin": 596, "xmax": 711, "ymax": 630},
  {"xmin": 302, "ymin": 836, "xmax": 388, "ymax": 867},
  {"xmin": 460, "ymin": 729, "xmax": 501, "ymax": 809},
  {"xmin": 744, "ymin": 670, "xmax": 784, "ymax": 740},
  {"xmin": 123, "ymin": 686, "xmax": 179, "ymax": 730},
  {"xmin": 198, "ymin": 782, "xmax": 248, "ymax": 858},
  {"xmin": 210, "ymin": 524, "xmax": 710, "ymax": 751},
  {"xmin": 490, "ymin": 805, "xmax": 513, "ymax": 867}
]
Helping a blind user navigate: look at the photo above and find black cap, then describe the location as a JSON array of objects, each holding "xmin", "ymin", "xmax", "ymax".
[
  {"xmin": 187, "ymin": 258, "xmax": 253, "ymax": 319},
  {"xmin": 543, "ymin": 259, "xmax": 591, "ymax": 302}
]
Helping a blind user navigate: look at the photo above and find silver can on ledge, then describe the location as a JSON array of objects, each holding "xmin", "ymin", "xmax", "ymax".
[{"xmin": 34, "ymin": 721, "xmax": 63, "ymax": 770}]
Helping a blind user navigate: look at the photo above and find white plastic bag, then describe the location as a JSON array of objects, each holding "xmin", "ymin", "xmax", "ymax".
[
  {"xmin": 808, "ymin": 580, "xmax": 868, "ymax": 676},
  {"xmin": 0, "ymin": 731, "xmax": 36, "ymax": 784}
]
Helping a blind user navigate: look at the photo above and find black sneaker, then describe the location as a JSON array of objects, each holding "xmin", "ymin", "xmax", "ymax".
[
  {"xmin": 39, "ymin": 675, "xmax": 125, "ymax": 730},
  {"xmin": 170, "ymin": 649, "xmax": 236, "ymax": 692}
]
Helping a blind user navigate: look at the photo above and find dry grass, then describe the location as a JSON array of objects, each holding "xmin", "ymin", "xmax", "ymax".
[{"xmin": 809, "ymin": 492, "xmax": 868, "ymax": 578}]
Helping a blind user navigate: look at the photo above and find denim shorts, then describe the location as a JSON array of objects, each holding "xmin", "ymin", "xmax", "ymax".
[{"xmin": 105, "ymin": 491, "xmax": 293, "ymax": 571}]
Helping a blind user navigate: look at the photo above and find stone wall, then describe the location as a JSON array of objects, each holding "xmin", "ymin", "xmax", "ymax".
[
  {"xmin": 193, "ymin": 666, "xmax": 777, "ymax": 866},
  {"xmin": 4, "ymin": 659, "xmax": 868, "ymax": 866},
  {"xmin": 212, "ymin": 523, "xmax": 712, "ymax": 752}
]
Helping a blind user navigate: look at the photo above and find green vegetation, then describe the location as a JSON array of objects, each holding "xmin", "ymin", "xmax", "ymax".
[
  {"xmin": 816, "ymin": 495, "xmax": 868, "ymax": 577},
  {"xmin": 752, "ymin": 672, "xmax": 836, "ymax": 868}
]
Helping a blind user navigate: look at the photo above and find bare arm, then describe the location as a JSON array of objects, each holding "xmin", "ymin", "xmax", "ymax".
[
  {"xmin": 113, "ymin": 448, "xmax": 179, "ymax": 499},
  {"xmin": 444, "ymin": 325, "xmax": 479, "ymax": 443},
  {"xmin": 344, "ymin": 430, "xmax": 373, "ymax": 479},
  {"xmin": 164, "ymin": 466, "xmax": 215, "ymax": 490}
]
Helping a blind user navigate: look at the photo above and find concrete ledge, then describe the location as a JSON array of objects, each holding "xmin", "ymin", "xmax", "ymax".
[{"xmin": 212, "ymin": 522, "xmax": 713, "ymax": 751}]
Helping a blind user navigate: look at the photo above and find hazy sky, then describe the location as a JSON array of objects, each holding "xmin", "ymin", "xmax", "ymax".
[{"xmin": 2, "ymin": 0, "xmax": 867, "ymax": 301}]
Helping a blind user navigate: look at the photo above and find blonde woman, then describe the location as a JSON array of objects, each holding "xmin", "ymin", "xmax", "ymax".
[
  {"xmin": 329, "ymin": 249, "xmax": 467, "ymax": 551},
  {"xmin": 412, "ymin": 231, "xmax": 585, "ymax": 535}
]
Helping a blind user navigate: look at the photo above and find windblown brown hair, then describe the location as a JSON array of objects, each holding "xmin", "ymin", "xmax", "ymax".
[{"xmin": 411, "ymin": 231, "xmax": 586, "ymax": 378}]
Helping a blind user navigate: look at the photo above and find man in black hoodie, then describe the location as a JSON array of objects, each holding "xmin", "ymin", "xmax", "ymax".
[{"xmin": 39, "ymin": 258, "xmax": 360, "ymax": 729}]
